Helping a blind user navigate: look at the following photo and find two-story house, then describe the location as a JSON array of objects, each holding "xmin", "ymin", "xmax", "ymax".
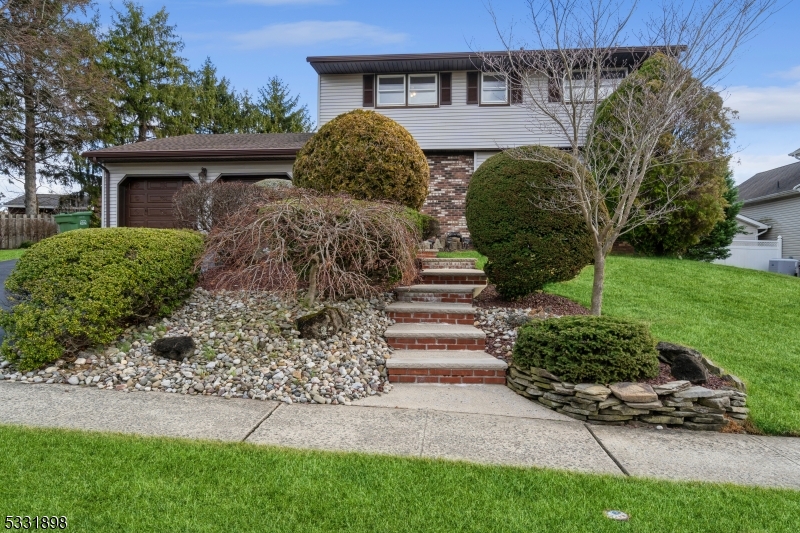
[{"xmin": 86, "ymin": 50, "xmax": 651, "ymax": 232}]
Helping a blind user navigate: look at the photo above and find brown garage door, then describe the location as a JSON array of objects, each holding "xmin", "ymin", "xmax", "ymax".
[
  {"xmin": 217, "ymin": 174, "xmax": 290, "ymax": 185},
  {"xmin": 121, "ymin": 177, "xmax": 192, "ymax": 228}
]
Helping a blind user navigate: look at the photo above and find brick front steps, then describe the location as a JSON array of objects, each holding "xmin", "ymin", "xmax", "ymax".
[
  {"xmin": 385, "ymin": 258, "xmax": 506, "ymax": 385},
  {"xmin": 395, "ymin": 284, "xmax": 485, "ymax": 304},
  {"xmin": 387, "ymin": 350, "xmax": 507, "ymax": 384},
  {"xmin": 385, "ymin": 302, "xmax": 476, "ymax": 325},
  {"xmin": 419, "ymin": 268, "xmax": 487, "ymax": 285}
]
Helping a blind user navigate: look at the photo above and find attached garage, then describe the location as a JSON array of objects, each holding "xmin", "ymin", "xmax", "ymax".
[{"xmin": 82, "ymin": 133, "xmax": 312, "ymax": 229}]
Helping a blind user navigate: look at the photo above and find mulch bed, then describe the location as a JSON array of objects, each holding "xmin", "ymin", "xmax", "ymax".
[
  {"xmin": 643, "ymin": 362, "xmax": 735, "ymax": 390},
  {"xmin": 474, "ymin": 285, "xmax": 590, "ymax": 315}
]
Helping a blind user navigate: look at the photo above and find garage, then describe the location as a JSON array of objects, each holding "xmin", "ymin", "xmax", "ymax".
[
  {"xmin": 217, "ymin": 173, "xmax": 291, "ymax": 185},
  {"xmin": 120, "ymin": 177, "xmax": 193, "ymax": 228}
]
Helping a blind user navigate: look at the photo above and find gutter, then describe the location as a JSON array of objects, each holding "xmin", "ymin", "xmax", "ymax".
[
  {"xmin": 80, "ymin": 148, "xmax": 303, "ymax": 163},
  {"xmin": 742, "ymin": 188, "xmax": 800, "ymax": 206}
]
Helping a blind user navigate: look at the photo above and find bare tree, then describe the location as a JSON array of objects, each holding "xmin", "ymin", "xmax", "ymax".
[
  {"xmin": 480, "ymin": 0, "xmax": 777, "ymax": 314},
  {"xmin": 0, "ymin": 0, "xmax": 112, "ymax": 215}
]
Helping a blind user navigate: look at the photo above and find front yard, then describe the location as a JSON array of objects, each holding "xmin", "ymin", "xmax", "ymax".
[{"xmin": 2, "ymin": 425, "xmax": 798, "ymax": 532}]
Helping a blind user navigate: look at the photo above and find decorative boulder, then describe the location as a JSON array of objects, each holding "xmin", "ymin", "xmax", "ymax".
[
  {"xmin": 296, "ymin": 307, "xmax": 349, "ymax": 339},
  {"xmin": 656, "ymin": 342, "xmax": 709, "ymax": 383},
  {"xmin": 152, "ymin": 336, "xmax": 196, "ymax": 361},
  {"xmin": 255, "ymin": 178, "xmax": 294, "ymax": 189}
]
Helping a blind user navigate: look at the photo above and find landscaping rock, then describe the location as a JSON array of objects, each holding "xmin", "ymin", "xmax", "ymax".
[
  {"xmin": 656, "ymin": 342, "xmax": 708, "ymax": 383},
  {"xmin": 639, "ymin": 415, "xmax": 684, "ymax": 425},
  {"xmin": 653, "ymin": 380, "xmax": 691, "ymax": 395},
  {"xmin": 296, "ymin": 307, "xmax": 349, "ymax": 339},
  {"xmin": 610, "ymin": 382, "xmax": 658, "ymax": 403},
  {"xmin": 672, "ymin": 386, "xmax": 717, "ymax": 399},
  {"xmin": 698, "ymin": 397, "xmax": 731, "ymax": 410},
  {"xmin": 152, "ymin": 336, "xmax": 196, "ymax": 361}
]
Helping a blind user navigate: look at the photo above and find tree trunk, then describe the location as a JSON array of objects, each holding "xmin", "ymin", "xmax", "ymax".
[
  {"xmin": 306, "ymin": 259, "xmax": 319, "ymax": 306},
  {"xmin": 590, "ymin": 248, "xmax": 606, "ymax": 316},
  {"xmin": 137, "ymin": 115, "xmax": 147, "ymax": 142},
  {"xmin": 23, "ymin": 57, "xmax": 37, "ymax": 216}
]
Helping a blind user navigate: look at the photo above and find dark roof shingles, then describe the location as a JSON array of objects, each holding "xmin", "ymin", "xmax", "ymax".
[
  {"xmin": 83, "ymin": 133, "xmax": 313, "ymax": 157},
  {"xmin": 737, "ymin": 161, "xmax": 800, "ymax": 202}
]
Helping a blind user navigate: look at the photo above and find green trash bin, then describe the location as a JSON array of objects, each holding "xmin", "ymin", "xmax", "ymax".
[{"xmin": 54, "ymin": 211, "xmax": 93, "ymax": 233}]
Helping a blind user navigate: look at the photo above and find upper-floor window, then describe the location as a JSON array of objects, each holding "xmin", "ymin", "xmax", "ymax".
[
  {"xmin": 377, "ymin": 75, "xmax": 406, "ymax": 106},
  {"xmin": 481, "ymin": 73, "xmax": 507, "ymax": 104},
  {"xmin": 408, "ymin": 74, "xmax": 437, "ymax": 106},
  {"xmin": 564, "ymin": 68, "xmax": 626, "ymax": 101}
]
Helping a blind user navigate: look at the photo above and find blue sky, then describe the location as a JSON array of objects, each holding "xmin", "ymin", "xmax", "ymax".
[{"xmin": 20, "ymin": 0, "xmax": 800, "ymax": 198}]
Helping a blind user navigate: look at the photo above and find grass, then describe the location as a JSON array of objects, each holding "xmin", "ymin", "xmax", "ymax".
[
  {"xmin": 437, "ymin": 250, "xmax": 487, "ymax": 270},
  {"xmin": 1, "ymin": 425, "xmax": 798, "ymax": 532},
  {"xmin": 439, "ymin": 251, "xmax": 800, "ymax": 435},
  {"xmin": 0, "ymin": 249, "xmax": 25, "ymax": 261}
]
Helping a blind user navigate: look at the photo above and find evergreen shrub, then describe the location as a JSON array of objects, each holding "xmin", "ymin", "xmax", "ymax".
[
  {"xmin": 465, "ymin": 149, "xmax": 593, "ymax": 298},
  {"xmin": 0, "ymin": 228, "xmax": 204, "ymax": 370},
  {"xmin": 293, "ymin": 110, "xmax": 430, "ymax": 209},
  {"xmin": 513, "ymin": 316, "xmax": 660, "ymax": 384}
]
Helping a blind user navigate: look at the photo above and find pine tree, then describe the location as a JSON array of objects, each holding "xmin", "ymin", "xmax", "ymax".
[
  {"xmin": 250, "ymin": 77, "xmax": 313, "ymax": 133},
  {"xmin": 685, "ymin": 172, "xmax": 743, "ymax": 261},
  {"xmin": 100, "ymin": 1, "xmax": 194, "ymax": 144},
  {"xmin": 192, "ymin": 58, "xmax": 241, "ymax": 134}
]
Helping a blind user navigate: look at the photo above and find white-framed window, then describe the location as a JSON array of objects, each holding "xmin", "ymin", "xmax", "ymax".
[
  {"xmin": 564, "ymin": 68, "xmax": 627, "ymax": 101},
  {"xmin": 377, "ymin": 75, "xmax": 406, "ymax": 106},
  {"xmin": 408, "ymin": 74, "xmax": 437, "ymax": 106},
  {"xmin": 481, "ymin": 73, "xmax": 507, "ymax": 104}
]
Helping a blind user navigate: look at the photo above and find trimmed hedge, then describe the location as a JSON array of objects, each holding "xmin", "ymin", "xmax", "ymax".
[
  {"xmin": 513, "ymin": 316, "xmax": 660, "ymax": 384},
  {"xmin": 293, "ymin": 110, "xmax": 430, "ymax": 209},
  {"xmin": 465, "ymin": 149, "xmax": 593, "ymax": 298},
  {"xmin": 1, "ymin": 228, "xmax": 204, "ymax": 370},
  {"xmin": 404, "ymin": 208, "xmax": 440, "ymax": 240}
]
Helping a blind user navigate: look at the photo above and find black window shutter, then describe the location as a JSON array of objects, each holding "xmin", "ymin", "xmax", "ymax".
[
  {"xmin": 548, "ymin": 75, "xmax": 562, "ymax": 102},
  {"xmin": 510, "ymin": 75, "xmax": 522, "ymax": 104},
  {"xmin": 440, "ymin": 72, "xmax": 452, "ymax": 105},
  {"xmin": 363, "ymin": 75, "xmax": 375, "ymax": 107},
  {"xmin": 466, "ymin": 72, "xmax": 479, "ymax": 104}
]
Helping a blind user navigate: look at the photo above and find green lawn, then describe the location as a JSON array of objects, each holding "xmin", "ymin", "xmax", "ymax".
[
  {"xmin": 0, "ymin": 249, "xmax": 25, "ymax": 261},
  {"xmin": 440, "ymin": 252, "xmax": 800, "ymax": 435},
  {"xmin": 1, "ymin": 425, "xmax": 798, "ymax": 532},
  {"xmin": 437, "ymin": 250, "xmax": 487, "ymax": 270}
]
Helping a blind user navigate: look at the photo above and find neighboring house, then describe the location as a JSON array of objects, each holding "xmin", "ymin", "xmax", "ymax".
[
  {"xmin": 83, "ymin": 134, "xmax": 310, "ymax": 228},
  {"xmin": 736, "ymin": 157, "xmax": 800, "ymax": 259},
  {"xmin": 734, "ymin": 214, "xmax": 770, "ymax": 240},
  {"xmin": 86, "ymin": 49, "xmax": 659, "ymax": 232},
  {"xmin": 2, "ymin": 193, "xmax": 88, "ymax": 215}
]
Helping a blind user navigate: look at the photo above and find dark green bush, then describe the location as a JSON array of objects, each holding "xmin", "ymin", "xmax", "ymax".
[
  {"xmin": 293, "ymin": 110, "xmax": 430, "ymax": 209},
  {"xmin": 465, "ymin": 149, "xmax": 593, "ymax": 298},
  {"xmin": 513, "ymin": 316, "xmax": 660, "ymax": 384},
  {"xmin": 403, "ymin": 208, "xmax": 440, "ymax": 240},
  {"xmin": 1, "ymin": 228, "xmax": 204, "ymax": 370}
]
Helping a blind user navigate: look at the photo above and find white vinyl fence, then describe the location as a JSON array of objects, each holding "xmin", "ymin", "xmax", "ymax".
[{"xmin": 714, "ymin": 237, "xmax": 782, "ymax": 271}]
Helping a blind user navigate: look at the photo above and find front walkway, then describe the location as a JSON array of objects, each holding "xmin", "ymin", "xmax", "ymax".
[{"xmin": 1, "ymin": 381, "xmax": 798, "ymax": 489}]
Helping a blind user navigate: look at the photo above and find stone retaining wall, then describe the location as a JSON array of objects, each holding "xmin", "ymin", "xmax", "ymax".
[{"xmin": 507, "ymin": 365, "xmax": 749, "ymax": 431}]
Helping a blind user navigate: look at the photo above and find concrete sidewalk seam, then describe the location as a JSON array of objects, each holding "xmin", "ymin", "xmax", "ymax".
[
  {"xmin": 241, "ymin": 403, "xmax": 280, "ymax": 443},
  {"xmin": 584, "ymin": 423, "xmax": 630, "ymax": 477},
  {"xmin": 746, "ymin": 434, "xmax": 800, "ymax": 470},
  {"xmin": 419, "ymin": 411, "xmax": 429, "ymax": 457},
  {"xmin": 352, "ymin": 403, "xmax": 581, "ymax": 424}
]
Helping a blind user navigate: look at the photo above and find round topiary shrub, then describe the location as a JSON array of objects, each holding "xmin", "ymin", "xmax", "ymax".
[
  {"xmin": 293, "ymin": 110, "xmax": 430, "ymax": 209},
  {"xmin": 465, "ymin": 148, "xmax": 593, "ymax": 298},
  {"xmin": 513, "ymin": 316, "xmax": 660, "ymax": 384},
  {"xmin": 0, "ymin": 228, "xmax": 204, "ymax": 370}
]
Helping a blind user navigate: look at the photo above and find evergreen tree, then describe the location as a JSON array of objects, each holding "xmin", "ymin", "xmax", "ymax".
[
  {"xmin": 192, "ymin": 58, "xmax": 241, "ymax": 134},
  {"xmin": 685, "ymin": 172, "xmax": 743, "ymax": 261},
  {"xmin": 250, "ymin": 77, "xmax": 313, "ymax": 133},
  {"xmin": 100, "ymin": 1, "xmax": 194, "ymax": 144}
]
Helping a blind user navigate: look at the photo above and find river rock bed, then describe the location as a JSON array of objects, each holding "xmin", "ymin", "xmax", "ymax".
[{"xmin": 0, "ymin": 288, "xmax": 395, "ymax": 405}]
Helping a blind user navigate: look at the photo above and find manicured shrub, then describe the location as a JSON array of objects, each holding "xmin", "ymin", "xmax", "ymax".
[
  {"xmin": 293, "ymin": 110, "xmax": 430, "ymax": 209},
  {"xmin": 202, "ymin": 192, "xmax": 418, "ymax": 303},
  {"xmin": 513, "ymin": 316, "xmax": 660, "ymax": 384},
  {"xmin": 465, "ymin": 149, "xmax": 593, "ymax": 298},
  {"xmin": 403, "ymin": 208, "xmax": 440, "ymax": 240},
  {"xmin": 1, "ymin": 228, "xmax": 204, "ymax": 370}
]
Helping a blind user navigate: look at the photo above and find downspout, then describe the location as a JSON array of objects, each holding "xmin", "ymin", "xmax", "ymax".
[{"xmin": 91, "ymin": 157, "xmax": 111, "ymax": 228}]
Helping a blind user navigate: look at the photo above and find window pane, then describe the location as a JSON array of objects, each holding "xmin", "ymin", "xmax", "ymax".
[
  {"xmin": 409, "ymin": 74, "xmax": 437, "ymax": 105},
  {"xmin": 379, "ymin": 76, "xmax": 405, "ymax": 88},
  {"xmin": 482, "ymin": 74, "xmax": 507, "ymax": 103},
  {"xmin": 378, "ymin": 76, "xmax": 405, "ymax": 105},
  {"xmin": 483, "ymin": 74, "xmax": 506, "ymax": 89},
  {"xmin": 409, "ymin": 90, "xmax": 436, "ymax": 105},
  {"xmin": 378, "ymin": 90, "xmax": 405, "ymax": 105},
  {"xmin": 483, "ymin": 89, "xmax": 507, "ymax": 103}
]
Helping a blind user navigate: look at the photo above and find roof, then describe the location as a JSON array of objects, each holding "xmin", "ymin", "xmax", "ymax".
[
  {"xmin": 82, "ymin": 133, "xmax": 314, "ymax": 162},
  {"xmin": 789, "ymin": 147, "xmax": 800, "ymax": 160},
  {"xmin": 306, "ymin": 47, "xmax": 683, "ymax": 75},
  {"xmin": 3, "ymin": 194, "xmax": 63, "ymax": 210},
  {"xmin": 737, "ymin": 161, "xmax": 800, "ymax": 203}
]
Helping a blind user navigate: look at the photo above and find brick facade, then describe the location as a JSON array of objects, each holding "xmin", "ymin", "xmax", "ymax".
[{"xmin": 421, "ymin": 152, "xmax": 474, "ymax": 237}]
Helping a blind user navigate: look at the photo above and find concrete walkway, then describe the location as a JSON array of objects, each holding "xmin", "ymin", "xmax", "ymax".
[{"xmin": 1, "ymin": 381, "xmax": 798, "ymax": 490}]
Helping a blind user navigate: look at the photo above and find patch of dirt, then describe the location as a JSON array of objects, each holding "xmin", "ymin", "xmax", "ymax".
[
  {"xmin": 642, "ymin": 362, "xmax": 736, "ymax": 390},
  {"xmin": 474, "ymin": 285, "xmax": 590, "ymax": 315}
]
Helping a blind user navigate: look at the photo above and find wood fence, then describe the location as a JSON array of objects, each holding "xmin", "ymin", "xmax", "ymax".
[{"xmin": 0, "ymin": 214, "xmax": 58, "ymax": 249}]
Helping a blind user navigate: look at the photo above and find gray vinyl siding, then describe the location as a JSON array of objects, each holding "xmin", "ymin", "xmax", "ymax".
[
  {"xmin": 740, "ymin": 194, "xmax": 800, "ymax": 259},
  {"xmin": 319, "ymin": 73, "xmax": 570, "ymax": 151}
]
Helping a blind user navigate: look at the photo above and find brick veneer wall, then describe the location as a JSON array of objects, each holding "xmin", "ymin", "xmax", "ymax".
[{"xmin": 422, "ymin": 152, "xmax": 474, "ymax": 237}]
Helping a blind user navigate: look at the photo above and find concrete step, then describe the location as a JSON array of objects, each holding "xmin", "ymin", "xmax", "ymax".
[
  {"xmin": 385, "ymin": 302, "xmax": 476, "ymax": 325},
  {"xmin": 395, "ymin": 284, "xmax": 486, "ymax": 304},
  {"xmin": 419, "ymin": 257, "xmax": 477, "ymax": 270},
  {"xmin": 420, "ymin": 268, "xmax": 487, "ymax": 285},
  {"xmin": 384, "ymin": 323, "xmax": 486, "ymax": 350},
  {"xmin": 387, "ymin": 350, "xmax": 507, "ymax": 384}
]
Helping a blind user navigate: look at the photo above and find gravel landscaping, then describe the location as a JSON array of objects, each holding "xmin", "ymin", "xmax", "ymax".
[{"xmin": 0, "ymin": 288, "xmax": 395, "ymax": 405}]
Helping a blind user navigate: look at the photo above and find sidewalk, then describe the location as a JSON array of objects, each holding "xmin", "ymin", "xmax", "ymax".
[{"xmin": 1, "ymin": 381, "xmax": 798, "ymax": 489}]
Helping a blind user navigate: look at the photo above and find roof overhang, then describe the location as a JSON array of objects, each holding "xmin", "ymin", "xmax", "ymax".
[
  {"xmin": 790, "ymin": 147, "xmax": 800, "ymax": 160},
  {"xmin": 735, "ymin": 214, "xmax": 770, "ymax": 230},
  {"xmin": 307, "ymin": 47, "xmax": 685, "ymax": 75},
  {"xmin": 742, "ymin": 187, "xmax": 800, "ymax": 206},
  {"xmin": 82, "ymin": 148, "xmax": 301, "ymax": 164}
]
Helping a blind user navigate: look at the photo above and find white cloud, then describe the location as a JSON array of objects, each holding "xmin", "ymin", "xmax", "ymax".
[
  {"xmin": 231, "ymin": 0, "xmax": 336, "ymax": 5},
  {"xmin": 724, "ymin": 83, "xmax": 800, "ymax": 124},
  {"xmin": 232, "ymin": 20, "xmax": 406, "ymax": 48},
  {"xmin": 772, "ymin": 65, "xmax": 800, "ymax": 80},
  {"xmin": 732, "ymin": 153, "xmax": 798, "ymax": 184}
]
